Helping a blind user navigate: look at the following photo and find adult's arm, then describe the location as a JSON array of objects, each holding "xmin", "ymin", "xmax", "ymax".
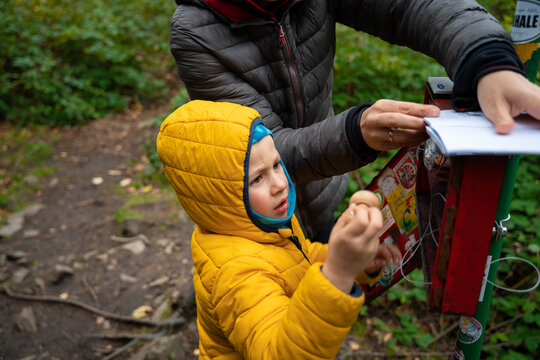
[{"xmin": 334, "ymin": 0, "xmax": 512, "ymax": 79}]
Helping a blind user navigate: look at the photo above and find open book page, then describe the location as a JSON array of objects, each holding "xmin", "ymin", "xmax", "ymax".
[{"xmin": 423, "ymin": 110, "xmax": 540, "ymax": 155}]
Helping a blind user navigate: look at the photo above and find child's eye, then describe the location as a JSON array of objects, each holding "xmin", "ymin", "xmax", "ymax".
[
  {"xmin": 250, "ymin": 175, "xmax": 262, "ymax": 185},
  {"xmin": 273, "ymin": 161, "xmax": 281, "ymax": 170}
]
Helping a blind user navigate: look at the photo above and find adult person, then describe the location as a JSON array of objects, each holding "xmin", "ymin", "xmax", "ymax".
[{"xmin": 169, "ymin": 0, "xmax": 540, "ymax": 242}]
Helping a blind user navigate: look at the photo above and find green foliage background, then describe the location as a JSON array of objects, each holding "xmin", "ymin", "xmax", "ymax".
[{"xmin": 0, "ymin": 0, "xmax": 176, "ymax": 126}]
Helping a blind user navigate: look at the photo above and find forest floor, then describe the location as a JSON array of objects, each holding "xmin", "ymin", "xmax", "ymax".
[{"xmin": 0, "ymin": 100, "xmax": 201, "ymax": 359}]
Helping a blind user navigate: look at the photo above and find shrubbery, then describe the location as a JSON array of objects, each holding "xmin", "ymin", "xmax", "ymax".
[{"xmin": 0, "ymin": 0, "xmax": 176, "ymax": 126}]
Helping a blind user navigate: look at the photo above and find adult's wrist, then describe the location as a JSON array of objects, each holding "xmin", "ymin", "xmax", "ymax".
[
  {"xmin": 452, "ymin": 41, "xmax": 525, "ymax": 112},
  {"xmin": 344, "ymin": 104, "xmax": 379, "ymax": 161}
]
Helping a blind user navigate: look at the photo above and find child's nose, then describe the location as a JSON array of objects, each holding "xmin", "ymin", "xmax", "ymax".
[{"xmin": 271, "ymin": 173, "xmax": 287, "ymax": 193}]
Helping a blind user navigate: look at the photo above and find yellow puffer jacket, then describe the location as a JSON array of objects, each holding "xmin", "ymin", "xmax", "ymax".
[{"xmin": 157, "ymin": 100, "xmax": 374, "ymax": 359}]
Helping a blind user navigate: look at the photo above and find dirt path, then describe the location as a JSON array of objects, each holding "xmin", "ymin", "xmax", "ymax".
[{"xmin": 0, "ymin": 103, "xmax": 199, "ymax": 359}]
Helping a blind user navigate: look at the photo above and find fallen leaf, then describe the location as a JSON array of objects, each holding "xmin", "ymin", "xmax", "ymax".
[
  {"xmin": 149, "ymin": 276, "xmax": 169, "ymax": 288},
  {"xmin": 120, "ymin": 273, "xmax": 137, "ymax": 283},
  {"xmin": 92, "ymin": 177, "xmax": 103, "ymax": 185},
  {"xmin": 132, "ymin": 305, "xmax": 153, "ymax": 319},
  {"xmin": 119, "ymin": 178, "xmax": 132, "ymax": 187},
  {"xmin": 383, "ymin": 332, "xmax": 393, "ymax": 343},
  {"xmin": 59, "ymin": 292, "xmax": 69, "ymax": 299},
  {"xmin": 348, "ymin": 341, "xmax": 360, "ymax": 350},
  {"xmin": 108, "ymin": 169, "xmax": 122, "ymax": 176}
]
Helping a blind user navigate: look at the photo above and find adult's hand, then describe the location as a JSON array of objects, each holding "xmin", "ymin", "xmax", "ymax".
[
  {"xmin": 360, "ymin": 99, "xmax": 440, "ymax": 151},
  {"xmin": 477, "ymin": 70, "xmax": 540, "ymax": 134}
]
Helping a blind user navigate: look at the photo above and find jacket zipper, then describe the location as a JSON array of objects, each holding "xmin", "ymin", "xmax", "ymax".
[
  {"xmin": 278, "ymin": 23, "xmax": 304, "ymax": 125},
  {"xmin": 288, "ymin": 235, "xmax": 311, "ymax": 264}
]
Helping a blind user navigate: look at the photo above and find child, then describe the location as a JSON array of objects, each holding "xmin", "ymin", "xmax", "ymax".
[{"xmin": 157, "ymin": 100, "xmax": 401, "ymax": 359}]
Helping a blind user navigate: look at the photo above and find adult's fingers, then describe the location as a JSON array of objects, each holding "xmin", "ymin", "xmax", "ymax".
[
  {"xmin": 478, "ymin": 71, "xmax": 540, "ymax": 134},
  {"xmin": 363, "ymin": 101, "xmax": 436, "ymax": 130},
  {"xmin": 481, "ymin": 101, "xmax": 515, "ymax": 134},
  {"xmin": 364, "ymin": 127, "xmax": 428, "ymax": 151},
  {"xmin": 373, "ymin": 99, "xmax": 440, "ymax": 119},
  {"xmin": 360, "ymin": 99, "xmax": 437, "ymax": 151}
]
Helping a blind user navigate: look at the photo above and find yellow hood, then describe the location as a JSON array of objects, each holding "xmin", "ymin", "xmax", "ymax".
[{"xmin": 157, "ymin": 100, "xmax": 280, "ymax": 240}]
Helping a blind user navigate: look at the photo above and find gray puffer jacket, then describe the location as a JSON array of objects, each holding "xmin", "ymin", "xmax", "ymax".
[{"xmin": 170, "ymin": 0, "xmax": 512, "ymax": 238}]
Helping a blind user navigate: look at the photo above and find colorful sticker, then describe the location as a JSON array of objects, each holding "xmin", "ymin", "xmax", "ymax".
[
  {"xmin": 394, "ymin": 154, "xmax": 417, "ymax": 192},
  {"xmin": 386, "ymin": 185, "xmax": 418, "ymax": 235},
  {"xmin": 379, "ymin": 262, "xmax": 400, "ymax": 287},
  {"xmin": 457, "ymin": 317, "xmax": 482, "ymax": 344},
  {"xmin": 377, "ymin": 168, "xmax": 398, "ymax": 197},
  {"xmin": 377, "ymin": 205, "xmax": 396, "ymax": 237},
  {"xmin": 378, "ymin": 236, "xmax": 399, "ymax": 286},
  {"xmin": 404, "ymin": 237, "xmax": 417, "ymax": 254},
  {"xmin": 454, "ymin": 346, "xmax": 465, "ymax": 360},
  {"xmin": 373, "ymin": 189, "xmax": 384, "ymax": 208}
]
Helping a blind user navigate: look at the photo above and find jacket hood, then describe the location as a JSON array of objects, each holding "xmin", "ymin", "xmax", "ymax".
[{"xmin": 157, "ymin": 100, "xmax": 291, "ymax": 241}]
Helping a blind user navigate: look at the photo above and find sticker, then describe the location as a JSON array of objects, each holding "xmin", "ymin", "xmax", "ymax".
[
  {"xmin": 386, "ymin": 186, "xmax": 418, "ymax": 235},
  {"xmin": 377, "ymin": 168, "xmax": 398, "ymax": 197},
  {"xmin": 379, "ymin": 262, "xmax": 400, "ymax": 287},
  {"xmin": 377, "ymin": 236, "xmax": 399, "ymax": 286},
  {"xmin": 478, "ymin": 255, "xmax": 492, "ymax": 302},
  {"xmin": 511, "ymin": 0, "xmax": 540, "ymax": 44},
  {"xmin": 394, "ymin": 154, "xmax": 417, "ymax": 192},
  {"xmin": 377, "ymin": 205, "xmax": 395, "ymax": 237},
  {"xmin": 404, "ymin": 237, "xmax": 417, "ymax": 254},
  {"xmin": 457, "ymin": 317, "xmax": 482, "ymax": 344},
  {"xmin": 373, "ymin": 189, "xmax": 384, "ymax": 208},
  {"xmin": 454, "ymin": 346, "xmax": 465, "ymax": 360}
]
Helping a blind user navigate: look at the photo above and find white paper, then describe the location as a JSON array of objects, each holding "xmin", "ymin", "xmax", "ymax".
[{"xmin": 423, "ymin": 110, "xmax": 540, "ymax": 155}]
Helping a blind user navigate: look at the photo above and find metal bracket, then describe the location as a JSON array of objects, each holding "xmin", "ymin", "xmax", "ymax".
[{"xmin": 492, "ymin": 214, "xmax": 511, "ymax": 242}]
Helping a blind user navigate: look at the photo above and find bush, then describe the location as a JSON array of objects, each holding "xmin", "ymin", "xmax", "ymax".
[
  {"xmin": 0, "ymin": 0, "xmax": 176, "ymax": 126},
  {"xmin": 333, "ymin": 25, "xmax": 446, "ymax": 113}
]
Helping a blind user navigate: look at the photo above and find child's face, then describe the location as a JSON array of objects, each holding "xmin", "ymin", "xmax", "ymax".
[{"xmin": 248, "ymin": 136, "xmax": 289, "ymax": 219}]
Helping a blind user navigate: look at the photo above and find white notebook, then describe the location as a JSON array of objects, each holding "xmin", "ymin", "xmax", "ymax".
[{"xmin": 423, "ymin": 110, "xmax": 540, "ymax": 155}]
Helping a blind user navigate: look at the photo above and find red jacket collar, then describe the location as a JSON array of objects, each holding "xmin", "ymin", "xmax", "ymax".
[{"xmin": 204, "ymin": 0, "xmax": 291, "ymax": 22}]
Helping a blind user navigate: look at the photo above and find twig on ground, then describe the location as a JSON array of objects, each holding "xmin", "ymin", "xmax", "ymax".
[
  {"xmin": 87, "ymin": 332, "xmax": 165, "ymax": 340},
  {"xmin": 81, "ymin": 275, "xmax": 99, "ymax": 305},
  {"xmin": 2, "ymin": 283, "xmax": 185, "ymax": 328},
  {"xmin": 101, "ymin": 331, "xmax": 165, "ymax": 360},
  {"xmin": 62, "ymin": 330, "xmax": 78, "ymax": 344},
  {"xmin": 101, "ymin": 338, "xmax": 140, "ymax": 360}
]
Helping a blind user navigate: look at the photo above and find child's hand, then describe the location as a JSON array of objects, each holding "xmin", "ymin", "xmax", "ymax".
[
  {"xmin": 363, "ymin": 243, "xmax": 402, "ymax": 274},
  {"xmin": 322, "ymin": 202, "xmax": 383, "ymax": 293}
]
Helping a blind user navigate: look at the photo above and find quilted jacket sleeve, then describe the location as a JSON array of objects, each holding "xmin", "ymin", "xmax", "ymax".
[
  {"xmin": 213, "ymin": 258, "xmax": 364, "ymax": 360},
  {"xmin": 333, "ymin": 0, "xmax": 512, "ymax": 79},
  {"xmin": 302, "ymin": 238, "xmax": 383, "ymax": 285}
]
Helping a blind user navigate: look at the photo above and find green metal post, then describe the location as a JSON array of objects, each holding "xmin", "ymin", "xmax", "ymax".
[
  {"xmin": 454, "ymin": 1, "xmax": 539, "ymax": 358},
  {"xmin": 454, "ymin": 157, "xmax": 519, "ymax": 359}
]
